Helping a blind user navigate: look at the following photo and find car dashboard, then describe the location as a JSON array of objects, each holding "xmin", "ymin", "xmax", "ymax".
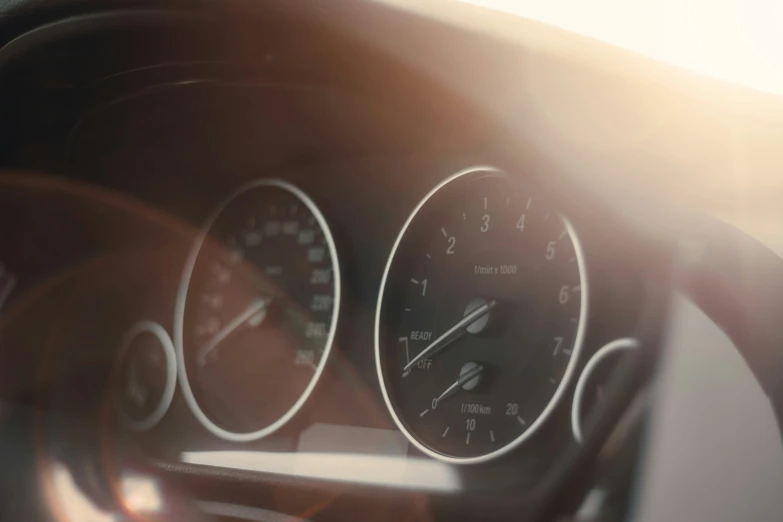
[{"xmin": 1, "ymin": 3, "xmax": 780, "ymax": 522}]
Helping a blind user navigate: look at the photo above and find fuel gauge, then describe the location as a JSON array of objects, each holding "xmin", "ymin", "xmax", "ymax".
[
  {"xmin": 115, "ymin": 321, "xmax": 176, "ymax": 431},
  {"xmin": 571, "ymin": 338, "xmax": 638, "ymax": 443}
]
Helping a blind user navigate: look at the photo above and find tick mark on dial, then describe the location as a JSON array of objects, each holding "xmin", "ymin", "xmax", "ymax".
[
  {"xmin": 466, "ymin": 432, "xmax": 471, "ymax": 444},
  {"xmin": 517, "ymin": 416, "xmax": 527, "ymax": 426},
  {"xmin": 490, "ymin": 430, "xmax": 495, "ymax": 442},
  {"xmin": 441, "ymin": 227, "xmax": 448, "ymax": 237},
  {"xmin": 420, "ymin": 409, "xmax": 429, "ymax": 417},
  {"xmin": 442, "ymin": 427, "xmax": 450, "ymax": 438}
]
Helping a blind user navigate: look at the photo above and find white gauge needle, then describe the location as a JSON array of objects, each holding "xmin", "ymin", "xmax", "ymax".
[
  {"xmin": 403, "ymin": 299, "xmax": 496, "ymax": 373},
  {"xmin": 197, "ymin": 298, "xmax": 270, "ymax": 365},
  {"xmin": 433, "ymin": 364, "xmax": 484, "ymax": 405}
]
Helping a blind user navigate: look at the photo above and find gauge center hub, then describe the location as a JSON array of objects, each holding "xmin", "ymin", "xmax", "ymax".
[{"xmin": 464, "ymin": 297, "xmax": 491, "ymax": 334}]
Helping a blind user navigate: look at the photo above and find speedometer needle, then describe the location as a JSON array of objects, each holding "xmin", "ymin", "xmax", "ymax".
[
  {"xmin": 197, "ymin": 297, "xmax": 270, "ymax": 366},
  {"xmin": 403, "ymin": 299, "xmax": 496, "ymax": 373},
  {"xmin": 433, "ymin": 363, "xmax": 484, "ymax": 406}
]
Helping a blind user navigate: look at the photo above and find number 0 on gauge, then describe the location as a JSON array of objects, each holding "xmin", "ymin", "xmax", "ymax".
[{"xmin": 375, "ymin": 166, "xmax": 588, "ymax": 464}]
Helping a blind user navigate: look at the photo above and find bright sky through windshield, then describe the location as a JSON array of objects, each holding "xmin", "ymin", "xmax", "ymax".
[{"xmin": 463, "ymin": 0, "xmax": 783, "ymax": 96}]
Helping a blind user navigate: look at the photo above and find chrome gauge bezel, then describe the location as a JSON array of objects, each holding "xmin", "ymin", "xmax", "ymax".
[
  {"xmin": 116, "ymin": 320, "xmax": 177, "ymax": 432},
  {"xmin": 374, "ymin": 166, "xmax": 589, "ymax": 464},
  {"xmin": 175, "ymin": 179, "xmax": 341, "ymax": 442},
  {"xmin": 571, "ymin": 337, "xmax": 638, "ymax": 443}
]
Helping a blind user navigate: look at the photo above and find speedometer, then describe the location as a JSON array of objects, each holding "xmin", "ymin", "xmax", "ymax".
[
  {"xmin": 175, "ymin": 179, "xmax": 340, "ymax": 442},
  {"xmin": 375, "ymin": 166, "xmax": 587, "ymax": 463}
]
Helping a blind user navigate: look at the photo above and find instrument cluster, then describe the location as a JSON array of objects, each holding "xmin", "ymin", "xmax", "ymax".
[{"xmin": 106, "ymin": 163, "xmax": 644, "ymax": 471}]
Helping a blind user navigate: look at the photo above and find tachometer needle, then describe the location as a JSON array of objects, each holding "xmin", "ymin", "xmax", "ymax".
[
  {"xmin": 403, "ymin": 299, "xmax": 496, "ymax": 373},
  {"xmin": 433, "ymin": 363, "xmax": 484, "ymax": 405},
  {"xmin": 197, "ymin": 297, "xmax": 270, "ymax": 365}
]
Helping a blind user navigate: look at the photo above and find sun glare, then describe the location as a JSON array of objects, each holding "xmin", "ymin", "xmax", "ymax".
[{"xmin": 463, "ymin": 0, "xmax": 783, "ymax": 96}]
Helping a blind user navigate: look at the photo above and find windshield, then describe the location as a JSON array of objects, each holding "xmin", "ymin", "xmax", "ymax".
[{"xmin": 464, "ymin": 0, "xmax": 783, "ymax": 96}]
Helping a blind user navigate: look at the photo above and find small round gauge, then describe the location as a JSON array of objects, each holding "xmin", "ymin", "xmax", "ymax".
[
  {"xmin": 571, "ymin": 338, "xmax": 638, "ymax": 443},
  {"xmin": 375, "ymin": 166, "xmax": 588, "ymax": 464},
  {"xmin": 176, "ymin": 179, "xmax": 340, "ymax": 442},
  {"xmin": 116, "ymin": 321, "xmax": 176, "ymax": 431}
]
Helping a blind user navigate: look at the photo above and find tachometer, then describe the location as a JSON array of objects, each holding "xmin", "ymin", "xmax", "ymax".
[
  {"xmin": 176, "ymin": 180, "xmax": 340, "ymax": 441},
  {"xmin": 375, "ymin": 166, "xmax": 587, "ymax": 463}
]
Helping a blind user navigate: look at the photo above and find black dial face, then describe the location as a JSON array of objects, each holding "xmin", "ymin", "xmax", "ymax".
[
  {"xmin": 178, "ymin": 181, "xmax": 339, "ymax": 441},
  {"xmin": 376, "ymin": 168, "xmax": 587, "ymax": 462}
]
